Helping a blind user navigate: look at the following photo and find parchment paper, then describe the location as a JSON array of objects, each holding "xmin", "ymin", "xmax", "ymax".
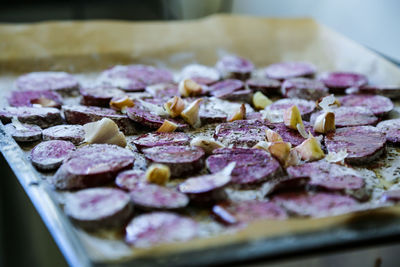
[{"xmin": 2, "ymin": 15, "xmax": 400, "ymax": 264}]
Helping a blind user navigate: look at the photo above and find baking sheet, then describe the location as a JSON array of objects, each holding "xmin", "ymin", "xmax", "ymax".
[{"xmin": 2, "ymin": 15, "xmax": 400, "ymax": 266}]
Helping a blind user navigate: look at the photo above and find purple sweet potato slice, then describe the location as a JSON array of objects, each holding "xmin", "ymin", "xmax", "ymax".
[
  {"xmin": 51, "ymin": 144, "xmax": 135, "ymax": 189},
  {"xmin": 42, "ymin": 125, "xmax": 85, "ymax": 145},
  {"xmin": 179, "ymin": 64, "xmax": 220, "ymax": 85},
  {"xmin": 4, "ymin": 123, "xmax": 42, "ymax": 142},
  {"xmin": 209, "ymin": 79, "xmax": 245, "ymax": 99},
  {"xmin": 214, "ymin": 119, "xmax": 270, "ymax": 147},
  {"xmin": 125, "ymin": 212, "xmax": 198, "ymax": 247},
  {"xmin": 212, "ymin": 200, "xmax": 288, "ymax": 225},
  {"xmin": 263, "ymin": 62, "xmax": 316, "ymax": 80},
  {"xmin": 115, "ymin": 169, "xmax": 146, "ymax": 191},
  {"xmin": 178, "ymin": 163, "xmax": 234, "ymax": 204},
  {"xmin": 325, "ymin": 126, "xmax": 386, "ymax": 165},
  {"xmin": 98, "ymin": 65, "xmax": 174, "ymax": 92},
  {"xmin": 0, "ymin": 107, "xmax": 62, "ymax": 128},
  {"xmin": 142, "ymin": 145, "xmax": 205, "ymax": 178},
  {"xmin": 348, "ymin": 85, "xmax": 400, "ymax": 99},
  {"xmin": 246, "ymin": 77, "xmax": 281, "ymax": 95},
  {"xmin": 145, "ymin": 83, "xmax": 179, "ymax": 98},
  {"xmin": 272, "ymin": 192, "xmax": 358, "ymax": 217},
  {"xmin": 339, "ymin": 94, "xmax": 394, "ymax": 116},
  {"xmin": 62, "ymin": 105, "xmax": 138, "ymax": 135},
  {"xmin": 319, "ymin": 72, "xmax": 368, "ymax": 93},
  {"xmin": 269, "ymin": 122, "xmax": 319, "ymax": 147},
  {"xmin": 132, "ymin": 132, "xmax": 190, "ymax": 152},
  {"xmin": 215, "ymin": 55, "xmax": 255, "ymax": 80},
  {"xmin": 64, "ymin": 188, "xmax": 132, "ymax": 230},
  {"xmin": 377, "ymin": 118, "xmax": 400, "ymax": 144},
  {"xmin": 310, "ymin": 106, "xmax": 378, "ymax": 128},
  {"xmin": 8, "ymin": 90, "xmax": 63, "ymax": 108},
  {"xmin": 16, "ymin": 71, "xmax": 79, "ymax": 94},
  {"xmin": 264, "ymin": 98, "xmax": 316, "ymax": 122},
  {"xmin": 80, "ymin": 86, "xmax": 126, "ymax": 107},
  {"xmin": 206, "ymin": 148, "xmax": 281, "ymax": 187},
  {"xmin": 31, "ymin": 140, "xmax": 75, "ymax": 171},
  {"xmin": 129, "ymin": 183, "xmax": 189, "ymax": 210},
  {"xmin": 281, "ymin": 78, "xmax": 329, "ymax": 100},
  {"xmin": 381, "ymin": 190, "xmax": 400, "ymax": 202},
  {"xmin": 286, "ymin": 161, "xmax": 368, "ymax": 200}
]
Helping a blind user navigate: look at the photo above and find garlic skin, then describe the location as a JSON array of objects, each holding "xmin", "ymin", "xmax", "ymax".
[
  {"xmin": 252, "ymin": 91, "xmax": 272, "ymax": 110},
  {"xmin": 180, "ymin": 98, "xmax": 203, "ymax": 128},
  {"xmin": 179, "ymin": 79, "xmax": 202, "ymax": 97},
  {"xmin": 156, "ymin": 120, "xmax": 178, "ymax": 133},
  {"xmin": 145, "ymin": 164, "xmax": 171, "ymax": 186},
  {"xmin": 227, "ymin": 103, "xmax": 246, "ymax": 122},
  {"xmin": 283, "ymin": 105, "xmax": 303, "ymax": 130},
  {"xmin": 313, "ymin": 111, "xmax": 336, "ymax": 134},
  {"xmin": 294, "ymin": 135, "xmax": 324, "ymax": 162},
  {"xmin": 110, "ymin": 95, "xmax": 134, "ymax": 112},
  {"xmin": 317, "ymin": 94, "xmax": 340, "ymax": 111},
  {"xmin": 253, "ymin": 141, "xmax": 271, "ymax": 151},
  {"xmin": 266, "ymin": 129, "xmax": 283, "ymax": 142},
  {"xmin": 164, "ymin": 96, "xmax": 185, "ymax": 118},
  {"xmin": 268, "ymin": 141, "xmax": 291, "ymax": 165},
  {"xmin": 190, "ymin": 137, "xmax": 224, "ymax": 154},
  {"xmin": 83, "ymin": 118, "xmax": 126, "ymax": 147}
]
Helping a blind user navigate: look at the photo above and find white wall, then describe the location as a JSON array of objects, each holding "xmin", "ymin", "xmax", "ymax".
[{"xmin": 231, "ymin": 0, "xmax": 400, "ymax": 62}]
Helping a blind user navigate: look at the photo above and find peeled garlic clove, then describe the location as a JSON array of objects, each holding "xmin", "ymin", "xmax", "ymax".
[
  {"xmin": 253, "ymin": 141, "xmax": 271, "ymax": 151},
  {"xmin": 268, "ymin": 141, "xmax": 291, "ymax": 165},
  {"xmin": 145, "ymin": 164, "xmax": 171, "ymax": 186},
  {"xmin": 285, "ymin": 148, "xmax": 302, "ymax": 167},
  {"xmin": 83, "ymin": 118, "xmax": 127, "ymax": 147},
  {"xmin": 179, "ymin": 78, "xmax": 202, "ymax": 97},
  {"xmin": 31, "ymin": 97, "xmax": 58, "ymax": 108},
  {"xmin": 252, "ymin": 91, "xmax": 272, "ymax": 110},
  {"xmin": 266, "ymin": 129, "xmax": 283, "ymax": 142},
  {"xmin": 110, "ymin": 96, "xmax": 134, "ymax": 112},
  {"xmin": 283, "ymin": 105, "xmax": 303, "ymax": 130},
  {"xmin": 227, "ymin": 103, "xmax": 246, "ymax": 122},
  {"xmin": 295, "ymin": 135, "xmax": 324, "ymax": 162},
  {"xmin": 190, "ymin": 137, "xmax": 224, "ymax": 154},
  {"xmin": 156, "ymin": 120, "xmax": 178, "ymax": 133},
  {"xmin": 164, "ymin": 96, "xmax": 185, "ymax": 118},
  {"xmin": 317, "ymin": 94, "xmax": 340, "ymax": 111},
  {"xmin": 181, "ymin": 98, "xmax": 203, "ymax": 128},
  {"xmin": 313, "ymin": 111, "xmax": 335, "ymax": 134}
]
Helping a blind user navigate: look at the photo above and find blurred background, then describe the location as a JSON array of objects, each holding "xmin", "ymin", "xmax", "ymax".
[{"xmin": 1, "ymin": 1, "xmax": 400, "ymax": 266}]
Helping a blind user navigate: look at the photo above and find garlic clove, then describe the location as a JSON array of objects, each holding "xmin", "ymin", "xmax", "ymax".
[
  {"xmin": 110, "ymin": 95, "xmax": 134, "ymax": 112},
  {"xmin": 283, "ymin": 105, "xmax": 303, "ymax": 130},
  {"xmin": 252, "ymin": 141, "xmax": 272, "ymax": 151},
  {"xmin": 31, "ymin": 97, "xmax": 58, "ymax": 108},
  {"xmin": 145, "ymin": 164, "xmax": 171, "ymax": 186},
  {"xmin": 227, "ymin": 103, "xmax": 246, "ymax": 122},
  {"xmin": 265, "ymin": 129, "xmax": 283, "ymax": 142},
  {"xmin": 164, "ymin": 96, "xmax": 185, "ymax": 118},
  {"xmin": 190, "ymin": 137, "xmax": 224, "ymax": 154},
  {"xmin": 285, "ymin": 148, "xmax": 302, "ymax": 167},
  {"xmin": 180, "ymin": 98, "xmax": 203, "ymax": 128},
  {"xmin": 156, "ymin": 120, "xmax": 178, "ymax": 133},
  {"xmin": 252, "ymin": 91, "xmax": 272, "ymax": 110},
  {"xmin": 268, "ymin": 141, "xmax": 291, "ymax": 165},
  {"xmin": 179, "ymin": 78, "xmax": 202, "ymax": 97},
  {"xmin": 294, "ymin": 135, "xmax": 324, "ymax": 162},
  {"xmin": 313, "ymin": 111, "xmax": 335, "ymax": 134},
  {"xmin": 83, "ymin": 118, "xmax": 127, "ymax": 147},
  {"xmin": 317, "ymin": 94, "xmax": 340, "ymax": 111}
]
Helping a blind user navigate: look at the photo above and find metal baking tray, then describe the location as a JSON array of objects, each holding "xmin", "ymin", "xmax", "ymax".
[{"xmin": 2, "ymin": 15, "xmax": 400, "ymax": 267}]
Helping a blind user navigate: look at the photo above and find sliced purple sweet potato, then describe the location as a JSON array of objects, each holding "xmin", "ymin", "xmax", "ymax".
[
  {"xmin": 125, "ymin": 212, "xmax": 198, "ymax": 247},
  {"xmin": 42, "ymin": 125, "xmax": 85, "ymax": 145},
  {"xmin": 80, "ymin": 86, "xmax": 126, "ymax": 107},
  {"xmin": 178, "ymin": 64, "xmax": 220, "ymax": 85},
  {"xmin": 0, "ymin": 106, "xmax": 62, "ymax": 128},
  {"xmin": 319, "ymin": 72, "xmax": 368, "ymax": 93},
  {"xmin": 377, "ymin": 118, "xmax": 400, "ymax": 144},
  {"xmin": 4, "ymin": 122, "xmax": 42, "ymax": 142},
  {"xmin": 8, "ymin": 90, "xmax": 63, "ymax": 108},
  {"xmin": 339, "ymin": 94, "xmax": 394, "ymax": 116},
  {"xmin": 132, "ymin": 132, "xmax": 190, "ymax": 152},
  {"xmin": 142, "ymin": 145, "xmax": 205, "ymax": 178},
  {"xmin": 51, "ymin": 144, "xmax": 135, "ymax": 189},
  {"xmin": 115, "ymin": 169, "xmax": 146, "ymax": 191},
  {"xmin": 264, "ymin": 98, "xmax": 315, "ymax": 122},
  {"xmin": 215, "ymin": 55, "xmax": 254, "ymax": 80},
  {"xmin": 16, "ymin": 71, "xmax": 79, "ymax": 94},
  {"xmin": 246, "ymin": 77, "xmax": 281, "ymax": 95},
  {"xmin": 31, "ymin": 140, "xmax": 75, "ymax": 171},
  {"xmin": 206, "ymin": 148, "xmax": 281, "ymax": 187},
  {"xmin": 263, "ymin": 61, "xmax": 316, "ymax": 80},
  {"xmin": 281, "ymin": 78, "xmax": 329, "ymax": 100},
  {"xmin": 269, "ymin": 122, "xmax": 319, "ymax": 147},
  {"xmin": 325, "ymin": 126, "xmax": 386, "ymax": 165},
  {"xmin": 212, "ymin": 200, "xmax": 287, "ymax": 225},
  {"xmin": 64, "ymin": 188, "xmax": 132, "ymax": 230},
  {"xmin": 209, "ymin": 79, "xmax": 245, "ymax": 100},
  {"xmin": 348, "ymin": 85, "xmax": 400, "ymax": 99}
]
